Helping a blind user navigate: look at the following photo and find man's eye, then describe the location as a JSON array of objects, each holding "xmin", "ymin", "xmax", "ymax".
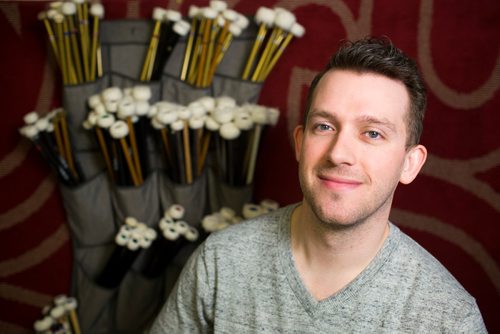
[
  {"xmin": 315, "ymin": 124, "xmax": 332, "ymax": 131},
  {"xmin": 366, "ymin": 130, "xmax": 381, "ymax": 139}
]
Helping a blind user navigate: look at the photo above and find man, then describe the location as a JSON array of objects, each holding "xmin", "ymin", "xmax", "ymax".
[{"xmin": 151, "ymin": 37, "xmax": 487, "ymax": 333}]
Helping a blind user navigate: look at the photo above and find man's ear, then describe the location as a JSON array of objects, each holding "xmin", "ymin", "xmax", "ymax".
[
  {"xmin": 293, "ymin": 125, "xmax": 304, "ymax": 162},
  {"xmin": 400, "ymin": 144, "xmax": 427, "ymax": 184}
]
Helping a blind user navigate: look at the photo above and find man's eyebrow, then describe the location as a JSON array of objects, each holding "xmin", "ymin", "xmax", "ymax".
[
  {"xmin": 307, "ymin": 109, "xmax": 337, "ymax": 122},
  {"xmin": 357, "ymin": 115, "xmax": 398, "ymax": 132}
]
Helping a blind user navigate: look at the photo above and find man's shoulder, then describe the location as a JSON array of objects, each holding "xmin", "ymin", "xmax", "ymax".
[{"xmin": 390, "ymin": 226, "xmax": 477, "ymax": 306}]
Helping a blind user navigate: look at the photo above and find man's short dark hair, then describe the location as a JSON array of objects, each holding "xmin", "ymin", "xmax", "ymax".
[{"xmin": 304, "ymin": 37, "xmax": 426, "ymax": 148}]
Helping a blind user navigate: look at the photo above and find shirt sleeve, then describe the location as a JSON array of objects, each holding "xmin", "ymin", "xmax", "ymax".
[
  {"xmin": 149, "ymin": 243, "xmax": 214, "ymax": 334},
  {"xmin": 453, "ymin": 301, "xmax": 488, "ymax": 334}
]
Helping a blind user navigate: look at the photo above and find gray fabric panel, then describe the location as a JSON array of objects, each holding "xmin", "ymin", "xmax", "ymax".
[
  {"xmin": 158, "ymin": 171, "xmax": 207, "ymax": 227},
  {"xmin": 111, "ymin": 171, "xmax": 160, "ymax": 226},
  {"xmin": 211, "ymin": 75, "xmax": 262, "ymax": 104},
  {"xmin": 62, "ymin": 77, "xmax": 109, "ymax": 151},
  {"xmin": 102, "ymin": 20, "xmax": 150, "ymax": 82},
  {"xmin": 73, "ymin": 245, "xmax": 117, "ymax": 333},
  {"xmin": 101, "ymin": 20, "xmax": 152, "ymax": 44},
  {"xmin": 115, "ymin": 271, "xmax": 165, "ymax": 332},
  {"xmin": 161, "ymin": 76, "xmax": 212, "ymax": 105},
  {"xmin": 73, "ymin": 150, "xmax": 106, "ymax": 181},
  {"xmin": 162, "ymin": 34, "xmax": 186, "ymax": 78},
  {"xmin": 207, "ymin": 165, "xmax": 253, "ymax": 216},
  {"xmin": 60, "ymin": 173, "xmax": 116, "ymax": 247},
  {"xmin": 109, "ymin": 44, "xmax": 147, "ymax": 81}
]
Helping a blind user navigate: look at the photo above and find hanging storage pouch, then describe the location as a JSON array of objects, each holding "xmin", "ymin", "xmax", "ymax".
[
  {"xmin": 62, "ymin": 76, "xmax": 109, "ymax": 180},
  {"xmin": 212, "ymin": 74, "xmax": 262, "ymax": 104},
  {"xmin": 60, "ymin": 172, "xmax": 119, "ymax": 332},
  {"xmin": 59, "ymin": 172, "xmax": 116, "ymax": 247},
  {"xmin": 207, "ymin": 165, "xmax": 253, "ymax": 216},
  {"xmin": 161, "ymin": 74, "xmax": 212, "ymax": 105},
  {"xmin": 101, "ymin": 20, "xmax": 151, "ymax": 83},
  {"xmin": 157, "ymin": 29, "xmax": 212, "ymax": 105},
  {"xmin": 111, "ymin": 171, "xmax": 160, "ymax": 227},
  {"xmin": 158, "ymin": 170, "xmax": 207, "ymax": 227},
  {"xmin": 115, "ymin": 271, "xmax": 165, "ymax": 332},
  {"xmin": 73, "ymin": 244, "xmax": 117, "ymax": 333}
]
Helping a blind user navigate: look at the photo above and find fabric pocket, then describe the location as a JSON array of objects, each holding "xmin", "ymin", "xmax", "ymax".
[
  {"xmin": 59, "ymin": 172, "xmax": 116, "ymax": 247},
  {"xmin": 207, "ymin": 165, "xmax": 253, "ymax": 216},
  {"xmin": 111, "ymin": 171, "xmax": 160, "ymax": 226},
  {"xmin": 161, "ymin": 75, "xmax": 212, "ymax": 105},
  {"xmin": 158, "ymin": 170, "xmax": 207, "ymax": 226},
  {"xmin": 72, "ymin": 245, "xmax": 117, "ymax": 333},
  {"xmin": 211, "ymin": 75, "xmax": 262, "ymax": 104},
  {"xmin": 115, "ymin": 271, "xmax": 165, "ymax": 332}
]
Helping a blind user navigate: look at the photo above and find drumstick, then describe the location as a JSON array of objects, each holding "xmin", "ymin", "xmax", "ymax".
[
  {"xmin": 155, "ymin": 107, "xmax": 179, "ymax": 175},
  {"xmin": 150, "ymin": 9, "xmax": 182, "ymax": 80},
  {"xmin": 38, "ymin": 11, "xmax": 61, "ymax": 68},
  {"xmin": 168, "ymin": 119, "xmax": 185, "ymax": 184},
  {"xmin": 234, "ymin": 111, "xmax": 254, "ymax": 185},
  {"xmin": 251, "ymin": 9, "xmax": 295, "ymax": 82},
  {"xmin": 206, "ymin": 22, "xmax": 242, "ymax": 83},
  {"xmin": 62, "ymin": 2, "xmax": 83, "ymax": 83},
  {"xmin": 53, "ymin": 13, "xmax": 70, "ymax": 84},
  {"xmin": 56, "ymin": 110, "xmax": 79, "ymax": 181},
  {"xmin": 188, "ymin": 114, "xmax": 205, "ymax": 178},
  {"xmin": 245, "ymin": 105, "xmax": 268, "ymax": 184},
  {"xmin": 74, "ymin": 0, "xmax": 90, "ymax": 81},
  {"xmin": 110, "ymin": 120, "xmax": 140, "ymax": 186},
  {"xmin": 199, "ymin": 116, "xmax": 219, "ymax": 176},
  {"xmin": 89, "ymin": 3, "xmax": 104, "ymax": 81},
  {"xmin": 96, "ymin": 113, "xmax": 116, "ymax": 182},
  {"xmin": 219, "ymin": 122, "xmax": 241, "ymax": 185},
  {"xmin": 181, "ymin": 5, "xmax": 200, "ymax": 81},
  {"xmin": 64, "ymin": 297, "xmax": 82, "ymax": 334},
  {"xmin": 259, "ymin": 22, "xmax": 305, "ymax": 81},
  {"xmin": 195, "ymin": 7, "xmax": 217, "ymax": 87},
  {"xmin": 201, "ymin": 14, "xmax": 224, "ymax": 87},
  {"xmin": 152, "ymin": 19, "xmax": 190, "ymax": 81},
  {"xmin": 187, "ymin": 9, "xmax": 207, "ymax": 85},
  {"xmin": 140, "ymin": 7, "xmax": 166, "ymax": 81},
  {"xmin": 118, "ymin": 98, "xmax": 143, "ymax": 183},
  {"xmin": 242, "ymin": 7, "xmax": 275, "ymax": 80},
  {"xmin": 177, "ymin": 108, "xmax": 193, "ymax": 184}
]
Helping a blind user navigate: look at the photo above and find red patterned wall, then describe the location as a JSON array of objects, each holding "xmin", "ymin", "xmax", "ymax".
[{"xmin": 0, "ymin": 0, "xmax": 498, "ymax": 333}]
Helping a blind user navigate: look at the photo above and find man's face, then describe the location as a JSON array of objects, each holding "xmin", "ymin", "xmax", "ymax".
[{"xmin": 294, "ymin": 70, "xmax": 425, "ymax": 229}]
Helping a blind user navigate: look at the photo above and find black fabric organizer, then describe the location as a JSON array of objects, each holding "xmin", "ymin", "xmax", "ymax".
[{"xmin": 60, "ymin": 18, "xmax": 263, "ymax": 333}]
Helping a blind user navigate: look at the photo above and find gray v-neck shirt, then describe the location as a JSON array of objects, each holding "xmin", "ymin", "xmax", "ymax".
[{"xmin": 151, "ymin": 204, "xmax": 486, "ymax": 333}]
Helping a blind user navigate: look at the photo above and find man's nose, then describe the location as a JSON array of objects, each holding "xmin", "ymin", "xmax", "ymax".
[{"xmin": 326, "ymin": 130, "xmax": 356, "ymax": 166}]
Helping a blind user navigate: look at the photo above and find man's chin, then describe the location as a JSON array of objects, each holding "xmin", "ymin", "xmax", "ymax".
[{"xmin": 311, "ymin": 206, "xmax": 364, "ymax": 231}]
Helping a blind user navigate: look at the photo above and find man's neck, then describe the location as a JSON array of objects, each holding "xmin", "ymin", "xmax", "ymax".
[{"xmin": 290, "ymin": 203, "xmax": 390, "ymax": 301}]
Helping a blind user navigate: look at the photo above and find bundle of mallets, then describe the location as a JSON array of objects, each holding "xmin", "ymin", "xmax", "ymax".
[
  {"xmin": 139, "ymin": 8, "xmax": 190, "ymax": 82},
  {"xmin": 20, "ymin": 109, "xmax": 84, "ymax": 186},
  {"xmin": 96, "ymin": 217, "xmax": 157, "ymax": 288},
  {"xmin": 84, "ymin": 86, "xmax": 154, "ymax": 186},
  {"xmin": 201, "ymin": 199, "xmax": 280, "ymax": 233},
  {"xmin": 242, "ymin": 6, "xmax": 305, "ymax": 82},
  {"xmin": 150, "ymin": 95, "xmax": 280, "ymax": 185},
  {"xmin": 179, "ymin": 1, "xmax": 250, "ymax": 87},
  {"xmin": 140, "ymin": 204, "xmax": 199, "ymax": 278},
  {"xmin": 39, "ymin": 0, "xmax": 104, "ymax": 85},
  {"xmin": 33, "ymin": 294, "xmax": 81, "ymax": 334}
]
